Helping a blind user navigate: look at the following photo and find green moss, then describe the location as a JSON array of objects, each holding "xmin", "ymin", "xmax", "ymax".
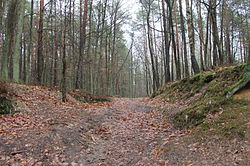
[
  {"xmin": 173, "ymin": 96, "xmax": 228, "ymax": 128},
  {"xmin": 0, "ymin": 97, "xmax": 13, "ymax": 115},
  {"xmin": 194, "ymin": 99, "xmax": 250, "ymax": 140},
  {"xmin": 158, "ymin": 72, "xmax": 215, "ymax": 102},
  {"xmin": 0, "ymin": 81, "xmax": 14, "ymax": 115},
  {"xmin": 226, "ymin": 67, "xmax": 250, "ymax": 98},
  {"xmin": 157, "ymin": 65, "xmax": 249, "ymax": 129}
]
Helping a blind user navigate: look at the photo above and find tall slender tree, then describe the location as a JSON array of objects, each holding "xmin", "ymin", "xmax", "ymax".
[
  {"xmin": 161, "ymin": 0, "xmax": 170, "ymax": 83},
  {"xmin": 37, "ymin": 0, "xmax": 45, "ymax": 83},
  {"xmin": 186, "ymin": 0, "xmax": 200, "ymax": 74},
  {"xmin": 4, "ymin": 0, "xmax": 25, "ymax": 81},
  {"xmin": 178, "ymin": 0, "xmax": 189, "ymax": 77}
]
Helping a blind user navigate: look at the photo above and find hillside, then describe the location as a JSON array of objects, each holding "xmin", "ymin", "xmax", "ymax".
[{"xmin": 154, "ymin": 65, "xmax": 250, "ymax": 140}]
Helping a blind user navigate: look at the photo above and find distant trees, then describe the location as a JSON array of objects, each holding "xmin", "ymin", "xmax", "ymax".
[
  {"xmin": 0, "ymin": 0, "xmax": 146, "ymax": 98},
  {"xmin": 136, "ymin": 0, "xmax": 250, "ymax": 94},
  {"xmin": 0, "ymin": 0, "xmax": 249, "ymax": 97}
]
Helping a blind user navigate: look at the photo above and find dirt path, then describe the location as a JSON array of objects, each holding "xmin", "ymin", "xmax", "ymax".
[
  {"xmin": 0, "ymin": 85, "xmax": 249, "ymax": 166},
  {"xmin": 82, "ymin": 98, "xmax": 178, "ymax": 166},
  {"xmin": 0, "ymin": 85, "xmax": 182, "ymax": 165},
  {"xmin": 0, "ymin": 86, "xmax": 176, "ymax": 166}
]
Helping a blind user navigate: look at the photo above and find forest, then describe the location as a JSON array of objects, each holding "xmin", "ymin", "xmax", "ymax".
[
  {"xmin": 0, "ymin": 0, "xmax": 249, "ymax": 97},
  {"xmin": 0, "ymin": 0, "xmax": 250, "ymax": 165}
]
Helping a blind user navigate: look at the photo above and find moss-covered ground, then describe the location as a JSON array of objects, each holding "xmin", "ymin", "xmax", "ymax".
[
  {"xmin": 0, "ymin": 97, "xmax": 12, "ymax": 115},
  {"xmin": 156, "ymin": 65, "xmax": 250, "ymax": 139},
  {"xmin": 0, "ymin": 81, "xmax": 13, "ymax": 115},
  {"xmin": 195, "ymin": 99, "xmax": 250, "ymax": 140}
]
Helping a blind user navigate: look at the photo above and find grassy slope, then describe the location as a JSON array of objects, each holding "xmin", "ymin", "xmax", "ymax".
[{"xmin": 156, "ymin": 65, "xmax": 250, "ymax": 140}]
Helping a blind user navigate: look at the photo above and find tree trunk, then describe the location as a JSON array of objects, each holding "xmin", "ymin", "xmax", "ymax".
[
  {"xmin": 224, "ymin": 1, "xmax": 232, "ymax": 64},
  {"xmin": 27, "ymin": 0, "xmax": 34, "ymax": 83},
  {"xmin": 0, "ymin": 0, "xmax": 6, "ymax": 32},
  {"xmin": 210, "ymin": 0, "xmax": 223, "ymax": 66},
  {"xmin": 98, "ymin": 0, "xmax": 108, "ymax": 94},
  {"xmin": 174, "ymin": 0, "xmax": 181, "ymax": 79},
  {"xmin": 37, "ymin": 0, "xmax": 45, "ymax": 84},
  {"xmin": 178, "ymin": 0, "xmax": 189, "ymax": 77},
  {"xmin": 76, "ymin": 0, "xmax": 89, "ymax": 89},
  {"xmin": 146, "ymin": 4, "xmax": 159, "ymax": 92},
  {"xmin": 197, "ymin": 0, "xmax": 205, "ymax": 70},
  {"xmin": 204, "ymin": 12, "xmax": 208, "ymax": 68},
  {"xmin": 4, "ymin": 0, "xmax": 25, "ymax": 81},
  {"xmin": 62, "ymin": 1, "xmax": 67, "ymax": 102},
  {"xmin": 161, "ymin": 0, "xmax": 170, "ymax": 83},
  {"xmin": 0, "ymin": 0, "xmax": 6, "ymax": 77},
  {"xmin": 53, "ymin": 0, "xmax": 58, "ymax": 87},
  {"xmin": 166, "ymin": 0, "xmax": 180, "ymax": 80},
  {"xmin": 186, "ymin": 0, "xmax": 200, "ymax": 74},
  {"xmin": 86, "ymin": 0, "xmax": 93, "ymax": 92}
]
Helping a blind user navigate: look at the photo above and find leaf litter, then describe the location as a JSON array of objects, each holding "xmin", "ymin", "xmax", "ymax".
[{"xmin": 0, "ymin": 84, "xmax": 249, "ymax": 165}]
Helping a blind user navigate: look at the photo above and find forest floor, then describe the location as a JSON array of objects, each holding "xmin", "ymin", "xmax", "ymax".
[{"xmin": 0, "ymin": 84, "xmax": 249, "ymax": 166}]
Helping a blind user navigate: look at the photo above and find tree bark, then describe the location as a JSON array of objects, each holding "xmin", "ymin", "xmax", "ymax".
[
  {"xmin": 210, "ymin": 0, "xmax": 223, "ymax": 66},
  {"xmin": 174, "ymin": 0, "xmax": 181, "ymax": 79},
  {"xmin": 166, "ymin": 0, "xmax": 180, "ymax": 80},
  {"xmin": 37, "ymin": 0, "xmax": 45, "ymax": 83},
  {"xmin": 161, "ymin": 0, "xmax": 170, "ymax": 83},
  {"xmin": 178, "ymin": 0, "xmax": 189, "ymax": 77},
  {"xmin": 186, "ymin": 0, "xmax": 200, "ymax": 74},
  {"xmin": 197, "ymin": 0, "xmax": 205, "ymax": 70},
  {"xmin": 53, "ymin": 0, "xmax": 58, "ymax": 87},
  {"xmin": 146, "ymin": 2, "xmax": 160, "ymax": 92},
  {"xmin": 0, "ymin": 0, "xmax": 6, "ymax": 31},
  {"xmin": 76, "ymin": 0, "xmax": 89, "ymax": 89},
  {"xmin": 4, "ymin": 0, "xmax": 25, "ymax": 81},
  {"xmin": 27, "ymin": 0, "xmax": 34, "ymax": 83},
  {"xmin": 62, "ymin": 1, "xmax": 67, "ymax": 102}
]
